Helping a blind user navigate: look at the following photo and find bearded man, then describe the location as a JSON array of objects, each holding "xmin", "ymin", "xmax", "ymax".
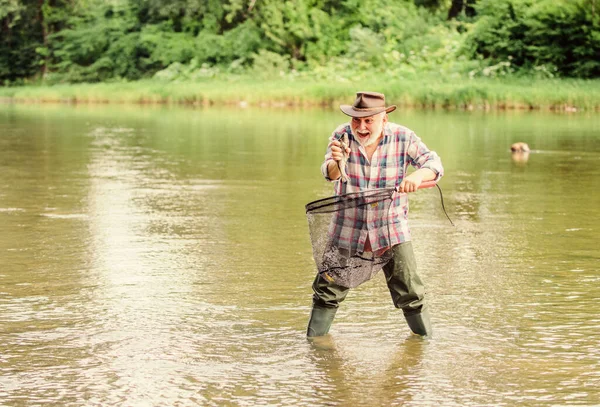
[{"xmin": 307, "ymin": 91, "xmax": 444, "ymax": 338}]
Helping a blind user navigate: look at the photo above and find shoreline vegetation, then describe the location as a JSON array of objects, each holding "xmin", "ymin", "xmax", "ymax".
[
  {"xmin": 1, "ymin": 76, "xmax": 599, "ymax": 112},
  {"xmin": 3, "ymin": 1, "xmax": 599, "ymax": 113}
]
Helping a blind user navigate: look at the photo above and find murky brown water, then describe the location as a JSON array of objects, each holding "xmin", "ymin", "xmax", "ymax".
[{"xmin": 1, "ymin": 104, "xmax": 599, "ymax": 406}]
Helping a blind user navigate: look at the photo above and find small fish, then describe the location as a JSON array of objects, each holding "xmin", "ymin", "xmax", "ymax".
[{"xmin": 338, "ymin": 133, "xmax": 350, "ymax": 183}]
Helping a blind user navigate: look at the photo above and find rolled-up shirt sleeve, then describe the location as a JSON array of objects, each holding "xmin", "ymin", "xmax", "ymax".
[{"xmin": 407, "ymin": 131, "xmax": 444, "ymax": 181}]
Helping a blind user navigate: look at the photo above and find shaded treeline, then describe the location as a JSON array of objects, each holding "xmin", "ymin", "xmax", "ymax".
[{"xmin": 1, "ymin": 0, "xmax": 599, "ymax": 85}]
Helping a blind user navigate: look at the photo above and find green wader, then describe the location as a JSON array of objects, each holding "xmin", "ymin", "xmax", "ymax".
[{"xmin": 307, "ymin": 241, "xmax": 432, "ymax": 337}]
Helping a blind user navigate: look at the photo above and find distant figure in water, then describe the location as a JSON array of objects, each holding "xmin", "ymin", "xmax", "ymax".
[
  {"xmin": 511, "ymin": 142, "xmax": 530, "ymax": 164},
  {"xmin": 511, "ymin": 142, "xmax": 530, "ymax": 153}
]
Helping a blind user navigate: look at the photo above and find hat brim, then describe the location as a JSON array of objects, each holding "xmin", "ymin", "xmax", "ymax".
[{"xmin": 340, "ymin": 105, "xmax": 397, "ymax": 118}]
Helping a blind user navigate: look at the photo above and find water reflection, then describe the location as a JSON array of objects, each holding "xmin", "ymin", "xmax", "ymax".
[
  {"xmin": 308, "ymin": 335, "xmax": 427, "ymax": 406},
  {"xmin": 81, "ymin": 124, "xmax": 231, "ymax": 404},
  {"xmin": 511, "ymin": 150, "xmax": 530, "ymax": 165}
]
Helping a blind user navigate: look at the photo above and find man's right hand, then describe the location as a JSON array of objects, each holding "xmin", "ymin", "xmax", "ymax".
[
  {"xmin": 326, "ymin": 139, "xmax": 350, "ymax": 180},
  {"xmin": 329, "ymin": 139, "xmax": 351, "ymax": 162}
]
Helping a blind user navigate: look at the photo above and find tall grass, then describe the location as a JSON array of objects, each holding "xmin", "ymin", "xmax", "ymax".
[{"xmin": 1, "ymin": 75, "xmax": 599, "ymax": 111}]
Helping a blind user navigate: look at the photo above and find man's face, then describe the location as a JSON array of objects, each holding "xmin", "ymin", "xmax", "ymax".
[{"xmin": 351, "ymin": 112, "xmax": 388, "ymax": 147}]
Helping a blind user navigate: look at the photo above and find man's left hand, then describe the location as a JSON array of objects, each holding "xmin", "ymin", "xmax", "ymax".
[{"xmin": 398, "ymin": 174, "xmax": 423, "ymax": 193}]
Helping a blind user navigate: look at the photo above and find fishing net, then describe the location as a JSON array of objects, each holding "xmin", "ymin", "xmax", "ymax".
[{"xmin": 305, "ymin": 188, "xmax": 396, "ymax": 288}]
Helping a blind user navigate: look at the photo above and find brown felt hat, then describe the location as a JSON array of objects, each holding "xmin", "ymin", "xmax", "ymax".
[{"xmin": 340, "ymin": 91, "xmax": 396, "ymax": 118}]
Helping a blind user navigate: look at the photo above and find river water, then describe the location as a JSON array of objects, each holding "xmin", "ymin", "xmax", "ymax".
[{"xmin": 0, "ymin": 104, "xmax": 599, "ymax": 406}]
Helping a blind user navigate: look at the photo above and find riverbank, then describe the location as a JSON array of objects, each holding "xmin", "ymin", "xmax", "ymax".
[{"xmin": 2, "ymin": 75, "xmax": 600, "ymax": 111}]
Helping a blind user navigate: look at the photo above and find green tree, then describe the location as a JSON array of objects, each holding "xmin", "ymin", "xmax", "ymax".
[
  {"xmin": 0, "ymin": 0, "xmax": 72, "ymax": 83},
  {"xmin": 3, "ymin": 0, "xmax": 600, "ymax": 83},
  {"xmin": 1, "ymin": 0, "xmax": 41, "ymax": 83},
  {"xmin": 463, "ymin": 0, "xmax": 600, "ymax": 77},
  {"xmin": 257, "ymin": 0, "xmax": 331, "ymax": 61}
]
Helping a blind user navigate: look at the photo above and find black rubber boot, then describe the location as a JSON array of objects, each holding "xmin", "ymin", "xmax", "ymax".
[
  {"xmin": 306, "ymin": 306, "xmax": 338, "ymax": 337},
  {"xmin": 404, "ymin": 309, "xmax": 432, "ymax": 337}
]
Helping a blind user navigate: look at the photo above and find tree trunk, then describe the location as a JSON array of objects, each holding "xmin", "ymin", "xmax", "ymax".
[
  {"xmin": 38, "ymin": 0, "xmax": 48, "ymax": 78},
  {"xmin": 447, "ymin": 0, "xmax": 464, "ymax": 20},
  {"xmin": 448, "ymin": 0, "xmax": 477, "ymax": 19},
  {"xmin": 465, "ymin": 0, "xmax": 477, "ymax": 17}
]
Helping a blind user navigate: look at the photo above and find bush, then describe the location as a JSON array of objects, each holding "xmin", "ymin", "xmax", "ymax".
[
  {"xmin": 250, "ymin": 49, "xmax": 291, "ymax": 78},
  {"xmin": 463, "ymin": 0, "xmax": 600, "ymax": 78},
  {"xmin": 195, "ymin": 20, "xmax": 262, "ymax": 65}
]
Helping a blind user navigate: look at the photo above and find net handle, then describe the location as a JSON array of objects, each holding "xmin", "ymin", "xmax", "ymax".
[{"xmin": 395, "ymin": 180, "xmax": 437, "ymax": 192}]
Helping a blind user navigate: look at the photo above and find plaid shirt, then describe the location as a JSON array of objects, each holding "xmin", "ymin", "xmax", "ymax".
[{"xmin": 320, "ymin": 122, "xmax": 444, "ymax": 253}]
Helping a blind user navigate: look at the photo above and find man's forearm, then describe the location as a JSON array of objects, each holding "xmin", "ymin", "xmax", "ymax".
[
  {"xmin": 408, "ymin": 168, "xmax": 437, "ymax": 182},
  {"xmin": 326, "ymin": 160, "xmax": 341, "ymax": 180}
]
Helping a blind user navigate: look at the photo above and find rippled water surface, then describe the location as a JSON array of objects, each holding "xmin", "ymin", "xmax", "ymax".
[{"xmin": 1, "ymin": 104, "xmax": 599, "ymax": 406}]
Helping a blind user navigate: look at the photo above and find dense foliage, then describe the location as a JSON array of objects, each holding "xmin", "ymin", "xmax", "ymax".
[
  {"xmin": 1, "ymin": 0, "xmax": 598, "ymax": 85},
  {"xmin": 463, "ymin": 0, "xmax": 600, "ymax": 78}
]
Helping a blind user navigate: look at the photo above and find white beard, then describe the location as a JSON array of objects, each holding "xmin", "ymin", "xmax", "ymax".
[
  {"xmin": 354, "ymin": 128, "xmax": 382, "ymax": 147},
  {"xmin": 362, "ymin": 133, "xmax": 379, "ymax": 147}
]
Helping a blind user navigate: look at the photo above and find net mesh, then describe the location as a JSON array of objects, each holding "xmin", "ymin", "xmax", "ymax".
[{"xmin": 305, "ymin": 188, "xmax": 396, "ymax": 288}]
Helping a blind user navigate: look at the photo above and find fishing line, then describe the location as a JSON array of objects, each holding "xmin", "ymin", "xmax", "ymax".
[
  {"xmin": 385, "ymin": 183, "xmax": 454, "ymax": 262},
  {"xmin": 434, "ymin": 184, "xmax": 455, "ymax": 226},
  {"xmin": 395, "ymin": 181, "xmax": 455, "ymax": 226}
]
